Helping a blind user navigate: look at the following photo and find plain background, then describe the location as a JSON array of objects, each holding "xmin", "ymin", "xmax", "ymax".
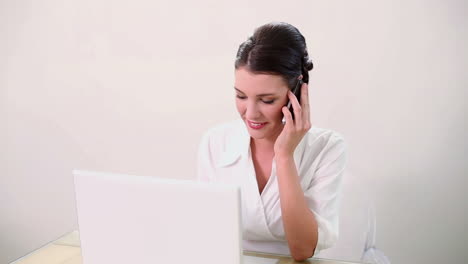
[{"xmin": 2, "ymin": 0, "xmax": 467, "ymax": 264}]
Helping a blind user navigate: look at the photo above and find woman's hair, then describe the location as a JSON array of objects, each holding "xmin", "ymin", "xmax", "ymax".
[{"xmin": 235, "ymin": 22, "xmax": 314, "ymax": 89}]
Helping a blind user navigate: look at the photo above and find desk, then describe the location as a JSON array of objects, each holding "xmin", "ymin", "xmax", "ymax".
[{"xmin": 11, "ymin": 231, "xmax": 363, "ymax": 264}]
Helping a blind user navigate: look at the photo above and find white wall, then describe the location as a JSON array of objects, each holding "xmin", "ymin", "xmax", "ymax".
[{"xmin": 2, "ymin": 1, "xmax": 467, "ymax": 263}]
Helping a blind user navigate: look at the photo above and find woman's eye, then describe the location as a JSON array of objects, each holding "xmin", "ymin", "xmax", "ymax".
[
  {"xmin": 236, "ymin": 95, "xmax": 247, "ymax": 99},
  {"xmin": 262, "ymin": 99, "xmax": 275, "ymax": 104}
]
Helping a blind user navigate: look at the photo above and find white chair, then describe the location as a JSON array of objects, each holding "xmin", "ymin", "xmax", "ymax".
[{"xmin": 317, "ymin": 171, "xmax": 391, "ymax": 264}]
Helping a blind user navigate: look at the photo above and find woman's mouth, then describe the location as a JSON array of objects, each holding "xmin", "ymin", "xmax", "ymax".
[{"xmin": 247, "ymin": 120, "xmax": 268, "ymax": 130}]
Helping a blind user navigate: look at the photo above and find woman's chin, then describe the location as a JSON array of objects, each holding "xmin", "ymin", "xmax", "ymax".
[
  {"xmin": 246, "ymin": 127, "xmax": 277, "ymax": 140},
  {"xmin": 246, "ymin": 130, "xmax": 267, "ymax": 139}
]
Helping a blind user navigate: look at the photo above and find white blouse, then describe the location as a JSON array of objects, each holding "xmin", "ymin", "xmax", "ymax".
[{"xmin": 197, "ymin": 119, "xmax": 347, "ymax": 257}]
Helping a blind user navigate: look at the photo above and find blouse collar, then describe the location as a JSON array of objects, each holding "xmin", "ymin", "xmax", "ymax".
[{"xmin": 216, "ymin": 119, "xmax": 250, "ymax": 168}]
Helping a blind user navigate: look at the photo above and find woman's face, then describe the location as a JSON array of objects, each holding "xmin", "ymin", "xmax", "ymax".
[{"xmin": 234, "ymin": 67, "xmax": 289, "ymax": 141}]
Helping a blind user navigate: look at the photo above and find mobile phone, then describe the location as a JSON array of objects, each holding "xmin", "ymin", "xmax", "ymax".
[{"xmin": 283, "ymin": 79, "xmax": 303, "ymax": 122}]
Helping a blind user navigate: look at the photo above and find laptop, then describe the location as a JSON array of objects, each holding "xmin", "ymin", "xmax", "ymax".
[{"xmin": 73, "ymin": 170, "xmax": 242, "ymax": 264}]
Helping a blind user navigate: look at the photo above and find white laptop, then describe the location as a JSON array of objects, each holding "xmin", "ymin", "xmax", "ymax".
[{"xmin": 73, "ymin": 170, "xmax": 243, "ymax": 264}]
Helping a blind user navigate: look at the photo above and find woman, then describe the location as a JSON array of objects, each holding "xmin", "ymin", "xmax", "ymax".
[{"xmin": 197, "ymin": 22, "xmax": 347, "ymax": 261}]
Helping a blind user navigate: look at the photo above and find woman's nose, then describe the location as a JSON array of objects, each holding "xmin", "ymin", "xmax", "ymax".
[{"xmin": 245, "ymin": 102, "xmax": 261, "ymax": 120}]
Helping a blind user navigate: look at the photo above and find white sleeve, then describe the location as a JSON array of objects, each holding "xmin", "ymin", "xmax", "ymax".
[
  {"xmin": 303, "ymin": 134, "xmax": 347, "ymax": 257},
  {"xmin": 196, "ymin": 131, "xmax": 216, "ymax": 183}
]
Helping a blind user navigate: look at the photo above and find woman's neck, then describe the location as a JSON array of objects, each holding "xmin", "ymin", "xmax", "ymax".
[
  {"xmin": 250, "ymin": 137, "xmax": 275, "ymax": 155},
  {"xmin": 250, "ymin": 123, "xmax": 284, "ymax": 154}
]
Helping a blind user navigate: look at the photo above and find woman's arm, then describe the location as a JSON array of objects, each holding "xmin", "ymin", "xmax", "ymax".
[
  {"xmin": 275, "ymin": 154, "xmax": 318, "ymax": 261},
  {"xmin": 273, "ymin": 82, "xmax": 317, "ymax": 261}
]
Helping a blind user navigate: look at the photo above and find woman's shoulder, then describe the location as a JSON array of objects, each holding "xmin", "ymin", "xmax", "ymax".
[
  {"xmin": 299, "ymin": 127, "xmax": 347, "ymax": 175},
  {"xmin": 303, "ymin": 126, "xmax": 346, "ymax": 152}
]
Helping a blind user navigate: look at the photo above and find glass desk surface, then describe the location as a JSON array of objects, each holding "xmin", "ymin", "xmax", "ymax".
[{"xmin": 11, "ymin": 231, "xmax": 364, "ymax": 264}]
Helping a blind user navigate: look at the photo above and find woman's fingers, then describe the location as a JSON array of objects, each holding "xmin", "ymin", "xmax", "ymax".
[
  {"xmin": 301, "ymin": 83, "xmax": 311, "ymax": 130},
  {"xmin": 282, "ymin": 106, "xmax": 293, "ymax": 129}
]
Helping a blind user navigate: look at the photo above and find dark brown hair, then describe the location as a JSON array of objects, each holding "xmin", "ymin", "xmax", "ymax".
[{"xmin": 235, "ymin": 22, "xmax": 314, "ymax": 89}]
